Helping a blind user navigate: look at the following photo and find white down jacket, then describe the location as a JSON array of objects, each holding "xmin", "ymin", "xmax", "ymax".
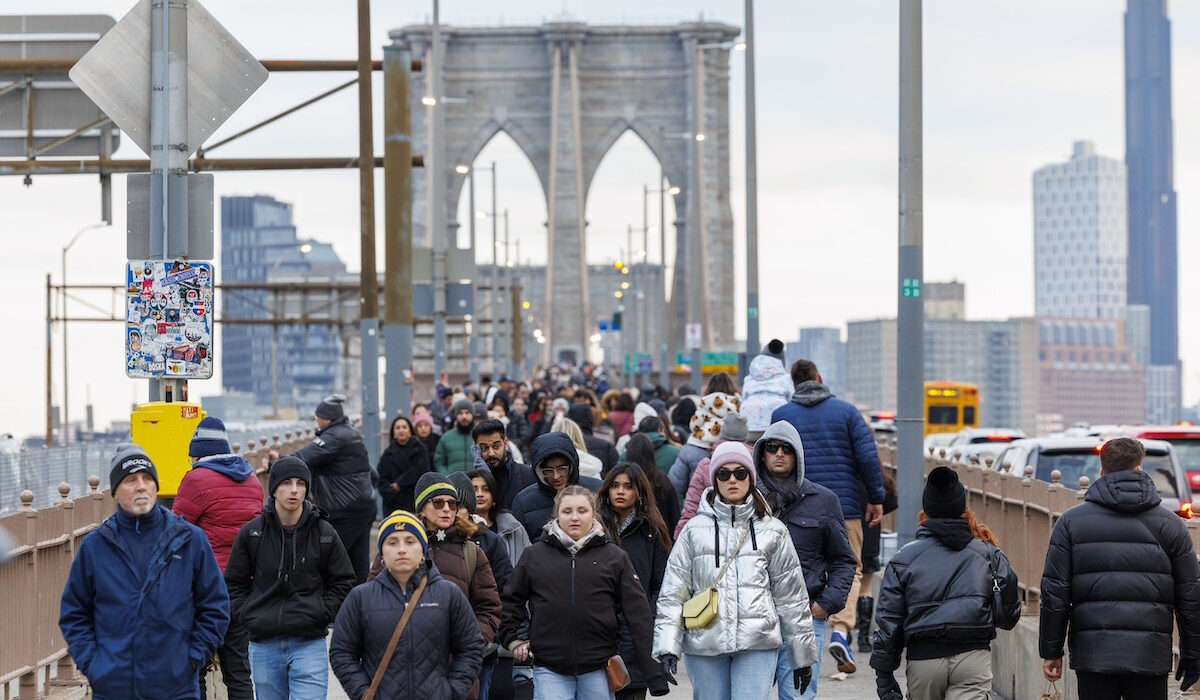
[
  {"xmin": 740, "ymin": 355, "xmax": 795, "ymax": 433},
  {"xmin": 653, "ymin": 488, "xmax": 818, "ymax": 670}
]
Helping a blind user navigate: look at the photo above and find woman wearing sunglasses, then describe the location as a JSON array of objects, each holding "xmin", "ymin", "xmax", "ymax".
[{"xmin": 653, "ymin": 442, "xmax": 817, "ymax": 699}]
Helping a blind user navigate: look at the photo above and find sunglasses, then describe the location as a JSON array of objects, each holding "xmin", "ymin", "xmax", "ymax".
[
  {"xmin": 429, "ymin": 497, "xmax": 459, "ymax": 511},
  {"xmin": 715, "ymin": 468, "xmax": 751, "ymax": 482},
  {"xmin": 762, "ymin": 440, "xmax": 796, "ymax": 456}
]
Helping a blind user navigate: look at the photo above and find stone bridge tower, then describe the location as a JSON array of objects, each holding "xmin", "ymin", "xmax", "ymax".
[{"xmin": 394, "ymin": 21, "xmax": 739, "ymax": 365}]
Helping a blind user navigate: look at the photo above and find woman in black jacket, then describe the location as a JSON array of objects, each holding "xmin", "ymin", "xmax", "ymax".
[
  {"xmin": 331, "ymin": 511, "xmax": 483, "ymax": 700},
  {"xmin": 870, "ymin": 467, "xmax": 1020, "ymax": 700},
  {"xmin": 499, "ymin": 485, "xmax": 668, "ymax": 699},
  {"xmin": 377, "ymin": 415, "xmax": 432, "ymax": 514},
  {"xmin": 597, "ymin": 463, "xmax": 673, "ymax": 700}
]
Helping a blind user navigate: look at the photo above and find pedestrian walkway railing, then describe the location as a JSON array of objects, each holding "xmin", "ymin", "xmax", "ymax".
[
  {"xmin": 877, "ymin": 439, "xmax": 1200, "ymax": 609},
  {"xmin": 0, "ymin": 478, "xmax": 110, "ymax": 699},
  {"xmin": 0, "ymin": 427, "xmax": 320, "ymax": 698}
]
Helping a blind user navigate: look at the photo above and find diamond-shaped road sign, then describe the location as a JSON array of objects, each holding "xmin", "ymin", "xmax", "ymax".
[{"xmin": 68, "ymin": 0, "xmax": 267, "ymax": 157}]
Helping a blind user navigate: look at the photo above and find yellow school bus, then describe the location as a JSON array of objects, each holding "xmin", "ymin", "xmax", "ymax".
[{"xmin": 924, "ymin": 381, "xmax": 979, "ymax": 436}]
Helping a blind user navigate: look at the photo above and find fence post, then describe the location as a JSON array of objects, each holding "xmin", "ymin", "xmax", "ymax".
[{"xmin": 18, "ymin": 489, "xmax": 38, "ymax": 698}]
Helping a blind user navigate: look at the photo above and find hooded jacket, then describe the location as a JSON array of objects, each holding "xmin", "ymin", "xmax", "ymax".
[
  {"xmin": 654, "ymin": 489, "xmax": 818, "ymax": 671},
  {"xmin": 754, "ymin": 421, "xmax": 856, "ymax": 616},
  {"xmin": 223, "ymin": 499, "xmax": 357, "ymax": 643},
  {"xmin": 492, "ymin": 511, "xmax": 533, "ymax": 573},
  {"xmin": 292, "ymin": 416, "xmax": 375, "ymax": 515},
  {"xmin": 769, "ymin": 381, "xmax": 884, "ymax": 520},
  {"xmin": 331, "ymin": 561, "xmax": 483, "ymax": 700},
  {"xmin": 376, "ymin": 436, "xmax": 432, "ymax": 514},
  {"xmin": 1039, "ymin": 469, "xmax": 1200, "ymax": 675},
  {"xmin": 510, "ymin": 432, "xmax": 604, "ymax": 539},
  {"xmin": 871, "ymin": 518, "xmax": 1020, "ymax": 672},
  {"xmin": 59, "ymin": 505, "xmax": 229, "ymax": 700},
  {"xmin": 173, "ymin": 454, "xmax": 265, "ymax": 571},
  {"xmin": 499, "ymin": 522, "xmax": 664, "ymax": 692},
  {"xmin": 741, "ymin": 355, "xmax": 795, "ymax": 432}
]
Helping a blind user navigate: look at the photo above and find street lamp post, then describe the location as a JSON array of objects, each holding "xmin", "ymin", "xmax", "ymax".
[
  {"xmin": 644, "ymin": 173, "xmax": 680, "ymax": 385},
  {"xmin": 457, "ymin": 164, "xmax": 480, "ymax": 384},
  {"xmin": 744, "ymin": 0, "xmax": 761, "ymax": 360},
  {"xmin": 61, "ymin": 222, "xmax": 109, "ymax": 444}
]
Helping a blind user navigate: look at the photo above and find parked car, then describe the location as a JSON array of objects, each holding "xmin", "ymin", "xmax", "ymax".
[
  {"xmin": 993, "ymin": 437, "xmax": 1194, "ymax": 518},
  {"xmin": 1099, "ymin": 425, "xmax": 1200, "ymax": 492},
  {"xmin": 947, "ymin": 427, "xmax": 1026, "ymax": 447}
]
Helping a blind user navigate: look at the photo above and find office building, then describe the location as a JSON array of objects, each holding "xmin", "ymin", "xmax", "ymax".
[
  {"xmin": 788, "ymin": 328, "xmax": 845, "ymax": 396},
  {"xmin": 221, "ymin": 195, "xmax": 347, "ymax": 416},
  {"xmin": 925, "ymin": 281, "xmax": 965, "ymax": 320},
  {"xmin": 1032, "ymin": 141, "xmax": 1128, "ymax": 320},
  {"xmin": 1036, "ymin": 318, "xmax": 1145, "ymax": 432}
]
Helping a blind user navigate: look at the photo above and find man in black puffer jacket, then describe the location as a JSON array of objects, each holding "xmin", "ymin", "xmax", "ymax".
[
  {"xmin": 283, "ymin": 394, "xmax": 376, "ymax": 584},
  {"xmin": 510, "ymin": 432, "xmax": 604, "ymax": 539},
  {"xmin": 1040, "ymin": 437, "xmax": 1200, "ymax": 699},
  {"xmin": 225, "ymin": 458, "xmax": 357, "ymax": 698}
]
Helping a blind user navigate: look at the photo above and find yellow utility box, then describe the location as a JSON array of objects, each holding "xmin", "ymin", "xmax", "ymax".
[{"xmin": 130, "ymin": 402, "xmax": 206, "ymax": 497}]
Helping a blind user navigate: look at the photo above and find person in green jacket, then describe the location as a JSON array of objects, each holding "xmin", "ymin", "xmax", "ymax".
[
  {"xmin": 622, "ymin": 416, "xmax": 681, "ymax": 475},
  {"xmin": 435, "ymin": 398, "xmax": 477, "ymax": 473}
]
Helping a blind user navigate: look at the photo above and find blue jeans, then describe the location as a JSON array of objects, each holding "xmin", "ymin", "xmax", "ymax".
[
  {"xmin": 776, "ymin": 617, "xmax": 826, "ymax": 699},
  {"xmin": 532, "ymin": 666, "xmax": 613, "ymax": 700},
  {"xmin": 247, "ymin": 637, "xmax": 328, "ymax": 700},
  {"xmin": 685, "ymin": 648, "xmax": 778, "ymax": 700}
]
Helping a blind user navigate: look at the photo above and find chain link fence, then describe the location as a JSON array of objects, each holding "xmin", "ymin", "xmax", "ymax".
[{"xmin": 0, "ymin": 421, "xmax": 313, "ymax": 515}]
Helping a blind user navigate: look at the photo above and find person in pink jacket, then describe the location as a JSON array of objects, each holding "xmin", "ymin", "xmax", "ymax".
[
  {"xmin": 674, "ymin": 413, "xmax": 751, "ymax": 538},
  {"xmin": 173, "ymin": 416, "xmax": 263, "ymax": 700}
]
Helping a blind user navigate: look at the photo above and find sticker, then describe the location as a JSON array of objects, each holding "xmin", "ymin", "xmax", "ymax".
[{"xmin": 125, "ymin": 260, "xmax": 214, "ymax": 379}]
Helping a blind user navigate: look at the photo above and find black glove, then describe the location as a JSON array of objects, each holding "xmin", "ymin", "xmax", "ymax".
[
  {"xmin": 876, "ymin": 671, "xmax": 903, "ymax": 700},
  {"xmin": 659, "ymin": 654, "xmax": 678, "ymax": 686},
  {"xmin": 1177, "ymin": 661, "xmax": 1200, "ymax": 692},
  {"xmin": 647, "ymin": 673, "xmax": 670, "ymax": 697},
  {"xmin": 794, "ymin": 666, "xmax": 812, "ymax": 693}
]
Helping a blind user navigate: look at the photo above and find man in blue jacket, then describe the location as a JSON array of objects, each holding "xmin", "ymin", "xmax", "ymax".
[
  {"xmin": 60, "ymin": 444, "xmax": 230, "ymax": 700},
  {"xmin": 771, "ymin": 359, "xmax": 884, "ymax": 675}
]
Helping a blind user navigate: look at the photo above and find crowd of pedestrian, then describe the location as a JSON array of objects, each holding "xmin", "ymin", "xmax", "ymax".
[{"xmin": 55, "ymin": 352, "xmax": 1200, "ymax": 700}]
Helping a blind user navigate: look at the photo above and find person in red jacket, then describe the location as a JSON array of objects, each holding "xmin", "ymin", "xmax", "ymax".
[{"xmin": 174, "ymin": 416, "xmax": 264, "ymax": 700}]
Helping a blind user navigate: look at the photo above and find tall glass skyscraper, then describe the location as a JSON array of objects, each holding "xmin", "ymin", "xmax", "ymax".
[
  {"xmin": 220, "ymin": 195, "xmax": 346, "ymax": 416},
  {"xmin": 1125, "ymin": 0, "xmax": 1180, "ymax": 419}
]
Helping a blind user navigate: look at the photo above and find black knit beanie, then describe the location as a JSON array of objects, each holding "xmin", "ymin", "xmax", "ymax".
[
  {"xmin": 269, "ymin": 456, "xmax": 311, "ymax": 496},
  {"xmin": 923, "ymin": 466, "xmax": 966, "ymax": 519},
  {"xmin": 109, "ymin": 444, "xmax": 159, "ymax": 494},
  {"xmin": 448, "ymin": 471, "xmax": 476, "ymax": 515},
  {"xmin": 315, "ymin": 393, "xmax": 346, "ymax": 420}
]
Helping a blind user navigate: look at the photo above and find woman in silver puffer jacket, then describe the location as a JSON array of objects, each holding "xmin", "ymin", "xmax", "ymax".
[{"xmin": 653, "ymin": 442, "xmax": 817, "ymax": 700}]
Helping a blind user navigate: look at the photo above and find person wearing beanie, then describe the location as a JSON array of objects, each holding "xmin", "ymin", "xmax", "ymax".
[
  {"xmin": 450, "ymin": 466, "xmax": 515, "ymax": 600},
  {"xmin": 674, "ymin": 413, "xmax": 752, "ymax": 537},
  {"xmin": 370, "ymin": 470, "xmax": 503, "ymax": 699},
  {"xmin": 434, "ymin": 397, "xmax": 479, "ymax": 474},
  {"xmin": 764, "ymin": 338, "xmax": 786, "ymax": 364},
  {"xmin": 61, "ymin": 445, "xmax": 230, "ymax": 700},
  {"xmin": 331, "ymin": 507, "xmax": 484, "ymax": 700},
  {"xmin": 655, "ymin": 440, "xmax": 817, "ymax": 699},
  {"xmin": 173, "ymin": 415, "xmax": 265, "ymax": 699},
  {"xmin": 870, "ymin": 467, "xmax": 1020, "ymax": 700},
  {"xmin": 274, "ymin": 393, "xmax": 375, "ymax": 585},
  {"xmin": 224, "ymin": 454, "xmax": 355, "ymax": 700},
  {"xmin": 752, "ymin": 421, "xmax": 855, "ymax": 700},
  {"xmin": 667, "ymin": 391, "xmax": 741, "ymax": 500},
  {"xmin": 412, "ymin": 410, "xmax": 442, "ymax": 461},
  {"xmin": 771, "ymin": 358, "xmax": 885, "ymax": 674}
]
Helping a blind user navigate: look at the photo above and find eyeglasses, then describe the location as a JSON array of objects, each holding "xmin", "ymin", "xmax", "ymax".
[
  {"xmin": 715, "ymin": 469, "xmax": 751, "ymax": 482},
  {"xmin": 539, "ymin": 465, "xmax": 570, "ymax": 477},
  {"xmin": 762, "ymin": 440, "xmax": 796, "ymax": 456},
  {"xmin": 429, "ymin": 498, "xmax": 459, "ymax": 511}
]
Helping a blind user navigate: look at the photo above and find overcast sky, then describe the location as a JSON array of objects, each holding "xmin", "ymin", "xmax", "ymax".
[{"xmin": 3, "ymin": 0, "xmax": 1198, "ymax": 438}]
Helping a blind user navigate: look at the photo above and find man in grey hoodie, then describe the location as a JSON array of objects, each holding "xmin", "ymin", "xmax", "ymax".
[{"xmin": 755, "ymin": 420, "xmax": 857, "ymax": 699}]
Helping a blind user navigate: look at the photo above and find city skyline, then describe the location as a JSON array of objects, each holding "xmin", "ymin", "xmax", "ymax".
[{"xmin": 3, "ymin": 0, "xmax": 1200, "ymax": 437}]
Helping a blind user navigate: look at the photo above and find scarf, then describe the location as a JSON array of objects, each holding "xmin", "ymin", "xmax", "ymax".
[
  {"xmin": 759, "ymin": 472, "xmax": 804, "ymax": 514},
  {"xmin": 544, "ymin": 518, "xmax": 605, "ymax": 554}
]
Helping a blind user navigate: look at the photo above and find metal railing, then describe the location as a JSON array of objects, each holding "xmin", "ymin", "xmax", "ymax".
[
  {"xmin": 878, "ymin": 439, "xmax": 1200, "ymax": 609},
  {"xmin": 0, "ymin": 478, "xmax": 111, "ymax": 699},
  {"xmin": 0, "ymin": 421, "xmax": 314, "ymax": 516}
]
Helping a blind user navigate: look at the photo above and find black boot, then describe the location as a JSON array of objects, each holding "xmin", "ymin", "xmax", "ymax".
[{"xmin": 856, "ymin": 596, "xmax": 874, "ymax": 653}]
